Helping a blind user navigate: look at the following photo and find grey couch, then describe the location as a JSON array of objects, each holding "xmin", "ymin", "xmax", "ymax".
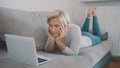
[{"xmin": 0, "ymin": 7, "xmax": 112, "ymax": 68}]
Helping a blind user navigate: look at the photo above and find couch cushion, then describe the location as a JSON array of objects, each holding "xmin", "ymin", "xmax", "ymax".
[
  {"xmin": 78, "ymin": 40, "xmax": 112, "ymax": 67},
  {"xmin": 0, "ymin": 40, "xmax": 112, "ymax": 68}
]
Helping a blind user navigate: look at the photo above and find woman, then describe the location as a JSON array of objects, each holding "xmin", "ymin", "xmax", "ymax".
[{"xmin": 44, "ymin": 8, "xmax": 101, "ymax": 55}]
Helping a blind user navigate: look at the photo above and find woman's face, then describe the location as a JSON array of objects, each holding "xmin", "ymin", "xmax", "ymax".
[{"xmin": 48, "ymin": 18, "xmax": 62, "ymax": 38}]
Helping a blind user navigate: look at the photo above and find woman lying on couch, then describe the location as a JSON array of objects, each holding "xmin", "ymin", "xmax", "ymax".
[{"xmin": 44, "ymin": 8, "xmax": 106, "ymax": 55}]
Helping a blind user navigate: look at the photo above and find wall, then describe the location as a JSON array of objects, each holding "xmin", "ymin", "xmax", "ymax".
[
  {"xmin": 0, "ymin": 0, "xmax": 73, "ymax": 15},
  {"xmin": 79, "ymin": 1, "xmax": 120, "ymax": 7}
]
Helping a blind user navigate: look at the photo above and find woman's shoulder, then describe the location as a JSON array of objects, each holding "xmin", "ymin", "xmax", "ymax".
[
  {"xmin": 68, "ymin": 24, "xmax": 81, "ymax": 30},
  {"xmin": 66, "ymin": 24, "xmax": 81, "ymax": 36}
]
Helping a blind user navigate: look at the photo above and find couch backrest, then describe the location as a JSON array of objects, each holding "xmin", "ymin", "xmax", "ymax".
[
  {"xmin": 0, "ymin": 7, "xmax": 49, "ymax": 50},
  {"xmin": 0, "ymin": 7, "xmax": 107, "ymax": 50}
]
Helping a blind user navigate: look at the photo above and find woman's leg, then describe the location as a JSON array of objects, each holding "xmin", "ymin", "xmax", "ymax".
[
  {"xmin": 81, "ymin": 18, "xmax": 90, "ymax": 32},
  {"xmin": 82, "ymin": 8, "xmax": 101, "ymax": 46},
  {"xmin": 81, "ymin": 8, "xmax": 91, "ymax": 32},
  {"xmin": 92, "ymin": 8, "xmax": 101, "ymax": 38},
  {"xmin": 82, "ymin": 31, "xmax": 101, "ymax": 45}
]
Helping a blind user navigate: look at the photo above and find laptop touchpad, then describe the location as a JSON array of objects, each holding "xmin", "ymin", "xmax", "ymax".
[{"xmin": 37, "ymin": 58, "xmax": 47, "ymax": 63}]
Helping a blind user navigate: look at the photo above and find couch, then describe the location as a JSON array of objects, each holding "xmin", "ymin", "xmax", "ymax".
[{"xmin": 0, "ymin": 7, "xmax": 112, "ymax": 68}]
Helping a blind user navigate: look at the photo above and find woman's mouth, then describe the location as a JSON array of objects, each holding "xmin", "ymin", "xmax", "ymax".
[
  {"xmin": 52, "ymin": 32, "xmax": 58, "ymax": 34},
  {"xmin": 52, "ymin": 33, "xmax": 59, "ymax": 37}
]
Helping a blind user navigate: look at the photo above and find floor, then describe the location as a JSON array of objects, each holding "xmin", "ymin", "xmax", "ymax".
[{"xmin": 104, "ymin": 57, "xmax": 120, "ymax": 68}]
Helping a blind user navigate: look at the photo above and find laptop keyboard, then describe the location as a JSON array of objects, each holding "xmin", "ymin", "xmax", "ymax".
[{"xmin": 37, "ymin": 57, "xmax": 47, "ymax": 63}]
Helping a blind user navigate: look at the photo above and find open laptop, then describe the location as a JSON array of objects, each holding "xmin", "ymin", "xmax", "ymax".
[{"xmin": 5, "ymin": 34, "xmax": 54, "ymax": 66}]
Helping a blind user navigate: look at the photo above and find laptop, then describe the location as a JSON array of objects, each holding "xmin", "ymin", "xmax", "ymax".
[{"xmin": 5, "ymin": 34, "xmax": 54, "ymax": 66}]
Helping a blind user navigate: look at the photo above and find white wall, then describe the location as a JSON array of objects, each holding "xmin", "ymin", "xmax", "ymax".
[
  {"xmin": 0, "ymin": 0, "xmax": 73, "ymax": 15},
  {"xmin": 77, "ymin": 0, "xmax": 120, "ymax": 7}
]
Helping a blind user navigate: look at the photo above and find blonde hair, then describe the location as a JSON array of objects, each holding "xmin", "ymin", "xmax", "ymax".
[{"xmin": 47, "ymin": 10, "xmax": 70, "ymax": 25}]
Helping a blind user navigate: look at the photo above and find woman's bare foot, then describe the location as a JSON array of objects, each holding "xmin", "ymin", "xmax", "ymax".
[
  {"xmin": 92, "ymin": 7, "xmax": 97, "ymax": 16},
  {"xmin": 86, "ymin": 7, "xmax": 93, "ymax": 18}
]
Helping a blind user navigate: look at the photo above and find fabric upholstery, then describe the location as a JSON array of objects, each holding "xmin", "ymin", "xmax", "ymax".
[{"xmin": 0, "ymin": 7, "xmax": 49, "ymax": 50}]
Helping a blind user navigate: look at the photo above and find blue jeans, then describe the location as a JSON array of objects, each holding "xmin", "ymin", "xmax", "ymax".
[{"xmin": 81, "ymin": 16, "xmax": 101, "ymax": 46}]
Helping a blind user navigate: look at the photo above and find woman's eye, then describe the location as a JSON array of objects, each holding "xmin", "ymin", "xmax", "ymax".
[{"xmin": 49, "ymin": 24, "xmax": 52, "ymax": 27}]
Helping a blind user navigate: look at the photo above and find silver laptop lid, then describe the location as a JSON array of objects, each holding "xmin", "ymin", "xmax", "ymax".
[{"xmin": 5, "ymin": 34, "xmax": 38, "ymax": 66}]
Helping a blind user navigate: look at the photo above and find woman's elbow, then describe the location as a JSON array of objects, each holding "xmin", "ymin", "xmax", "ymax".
[
  {"xmin": 63, "ymin": 51, "xmax": 79, "ymax": 56},
  {"xmin": 44, "ymin": 48, "xmax": 53, "ymax": 52},
  {"xmin": 45, "ymin": 49, "xmax": 53, "ymax": 53}
]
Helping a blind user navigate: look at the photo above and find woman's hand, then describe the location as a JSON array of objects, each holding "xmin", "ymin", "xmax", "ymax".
[
  {"xmin": 56, "ymin": 24, "xmax": 67, "ymax": 41},
  {"xmin": 55, "ymin": 24, "xmax": 68, "ymax": 51},
  {"xmin": 47, "ymin": 27, "xmax": 56, "ymax": 42}
]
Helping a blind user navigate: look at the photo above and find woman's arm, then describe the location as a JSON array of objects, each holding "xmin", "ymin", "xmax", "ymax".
[
  {"xmin": 45, "ymin": 40, "xmax": 55, "ymax": 52},
  {"xmin": 44, "ymin": 28, "xmax": 56, "ymax": 52},
  {"xmin": 56, "ymin": 39, "xmax": 78, "ymax": 55},
  {"xmin": 56, "ymin": 39, "xmax": 66, "ymax": 51},
  {"xmin": 58, "ymin": 25, "xmax": 82, "ymax": 55}
]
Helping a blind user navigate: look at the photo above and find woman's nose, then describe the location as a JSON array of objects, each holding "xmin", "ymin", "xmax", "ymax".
[{"xmin": 51, "ymin": 27, "xmax": 56, "ymax": 32}]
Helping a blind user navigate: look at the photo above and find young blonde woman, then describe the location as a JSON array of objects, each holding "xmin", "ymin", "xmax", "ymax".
[{"xmin": 44, "ymin": 8, "xmax": 101, "ymax": 55}]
